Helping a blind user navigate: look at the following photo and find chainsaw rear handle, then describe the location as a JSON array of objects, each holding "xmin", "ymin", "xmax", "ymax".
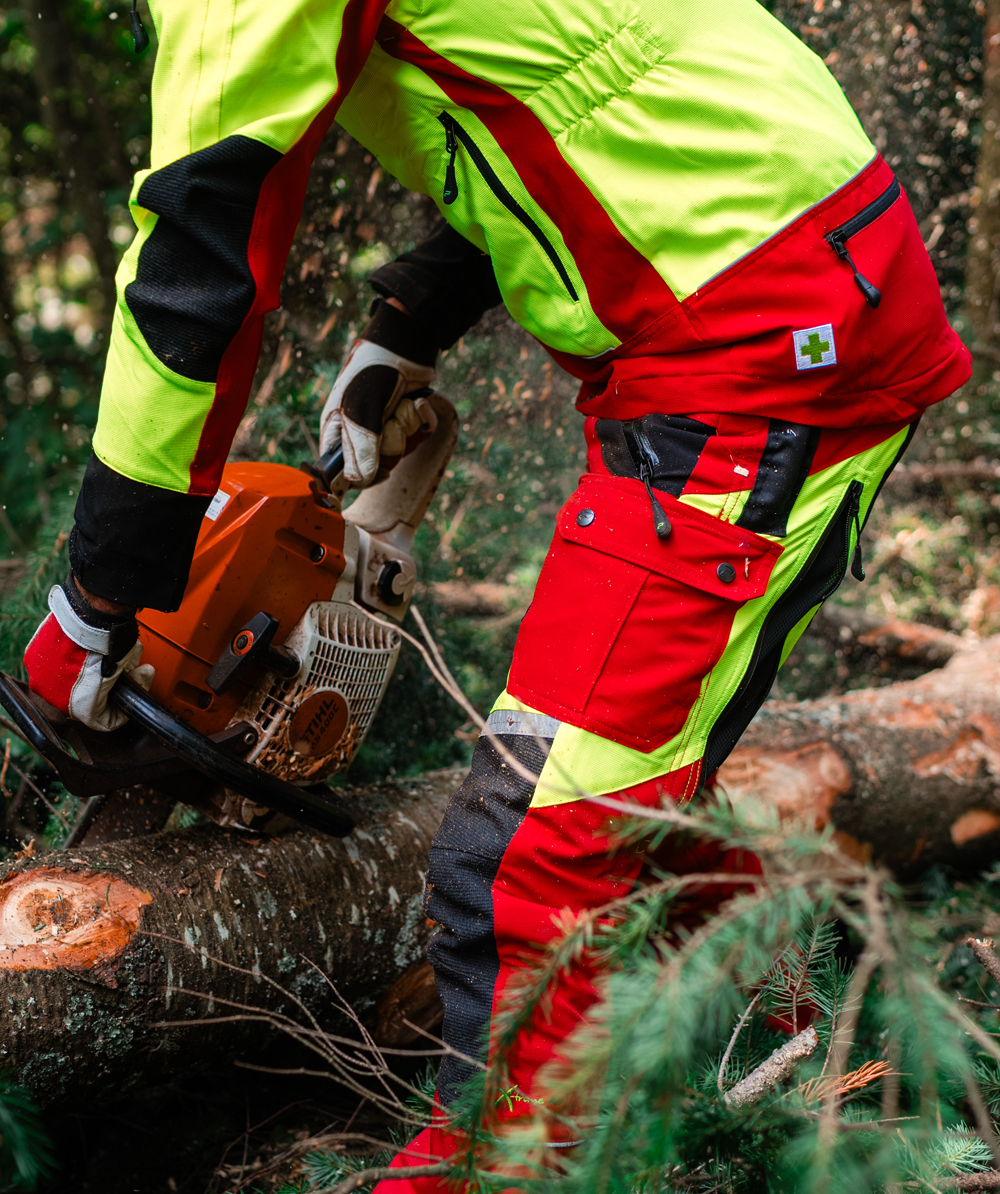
[
  {"xmin": 300, "ymin": 444, "xmax": 345, "ymax": 496},
  {"xmin": 108, "ymin": 678, "xmax": 355, "ymax": 837}
]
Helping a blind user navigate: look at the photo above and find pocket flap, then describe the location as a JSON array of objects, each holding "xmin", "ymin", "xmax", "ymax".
[{"xmin": 557, "ymin": 475, "xmax": 782, "ymax": 600}]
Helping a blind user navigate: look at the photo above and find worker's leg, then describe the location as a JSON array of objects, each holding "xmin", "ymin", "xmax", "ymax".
[{"xmin": 377, "ymin": 415, "xmax": 915, "ymax": 1192}]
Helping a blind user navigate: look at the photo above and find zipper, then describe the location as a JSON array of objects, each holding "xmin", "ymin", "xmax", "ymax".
[
  {"xmin": 824, "ymin": 179, "xmax": 899, "ymax": 310},
  {"xmin": 847, "ymin": 479, "xmax": 866, "ymax": 582},
  {"xmin": 622, "ymin": 421, "xmax": 672, "ymax": 538},
  {"xmin": 437, "ymin": 111, "xmax": 579, "ymax": 303}
]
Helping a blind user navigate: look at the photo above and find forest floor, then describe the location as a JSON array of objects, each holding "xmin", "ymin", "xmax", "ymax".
[{"xmin": 50, "ymin": 1034, "xmax": 416, "ymax": 1194}]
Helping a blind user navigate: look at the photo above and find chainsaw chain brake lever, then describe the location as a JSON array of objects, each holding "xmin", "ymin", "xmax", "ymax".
[{"xmin": 206, "ymin": 611, "xmax": 300, "ymax": 696}]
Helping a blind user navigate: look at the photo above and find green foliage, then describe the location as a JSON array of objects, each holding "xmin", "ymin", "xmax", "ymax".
[
  {"xmin": 0, "ymin": 1081, "xmax": 51, "ymax": 1190},
  {"xmin": 0, "ymin": 0, "xmax": 155, "ymax": 559}
]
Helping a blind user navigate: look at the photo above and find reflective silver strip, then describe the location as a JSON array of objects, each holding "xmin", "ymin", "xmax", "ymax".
[
  {"xmin": 485, "ymin": 709, "xmax": 561, "ymax": 740},
  {"xmin": 48, "ymin": 584, "xmax": 110, "ymax": 654}
]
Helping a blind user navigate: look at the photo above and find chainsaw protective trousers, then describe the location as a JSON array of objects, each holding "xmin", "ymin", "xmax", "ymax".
[{"xmin": 377, "ymin": 413, "xmax": 914, "ymax": 1192}]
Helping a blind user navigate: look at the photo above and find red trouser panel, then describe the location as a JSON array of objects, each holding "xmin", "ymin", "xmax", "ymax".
[
  {"xmin": 507, "ymin": 473, "xmax": 782, "ymax": 751},
  {"xmin": 377, "ymin": 766, "xmax": 760, "ymax": 1194},
  {"xmin": 490, "ymin": 769, "xmax": 762, "ymax": 1107},
  {"xmin": 583, "ymin": 415, "xmax": 915, "ymax": 501}
]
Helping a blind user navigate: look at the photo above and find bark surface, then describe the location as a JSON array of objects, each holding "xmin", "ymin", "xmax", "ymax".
[
  {"xmin": 718, "ymin": 636, "xmax": 1000, "ymax": 873},
  {"xmin": 0, "ymin": 768, "xmax": 462, "ymax": 1107}
]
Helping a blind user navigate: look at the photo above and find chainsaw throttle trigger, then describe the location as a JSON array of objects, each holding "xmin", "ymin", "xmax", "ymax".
[{"xmin": 206, "ymin": 612, "xmax": 300, "ymax": 695}]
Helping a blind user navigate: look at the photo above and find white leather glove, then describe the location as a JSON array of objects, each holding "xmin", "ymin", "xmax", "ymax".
[
  {"xmin": 319, "ymin": 338, "xmax": 438, "ymax": 487},
  {"xmin": 23, "ymin": 580, "xmax": 154, "ymax": 732}
]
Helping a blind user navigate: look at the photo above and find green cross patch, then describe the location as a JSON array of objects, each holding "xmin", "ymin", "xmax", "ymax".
[{"xmin": 793, "ymin": 323, "xmax": 837, "ymax": 371}]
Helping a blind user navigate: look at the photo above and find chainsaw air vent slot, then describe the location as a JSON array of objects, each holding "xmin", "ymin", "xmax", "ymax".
[
  {"xmin": 173, "ymin": 681, "xmax": 213, "ymax": 710},
  {"xmin": 230, "ymin": 601, "xmax": 401, "ymax": 785}
]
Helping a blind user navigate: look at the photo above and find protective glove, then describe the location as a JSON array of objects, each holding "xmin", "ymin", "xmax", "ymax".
[
  {"xmin": 319, "ymin": 302, "xmax": 438, "ymax": 487},
  {"xmin": 23, "ymin": 576, "xmax": 154, "ymax": 732}
]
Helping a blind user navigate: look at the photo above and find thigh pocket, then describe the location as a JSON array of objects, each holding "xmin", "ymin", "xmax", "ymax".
[{"xmin": 508, "ymin": 475, "xmax": 783, "ymax": 752}]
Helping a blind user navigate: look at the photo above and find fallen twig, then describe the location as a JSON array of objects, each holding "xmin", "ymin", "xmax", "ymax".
[
  {"xmin": 318, "ymin": 1162, "xmax": 451, "ymax": 1193},
  {"xmin": 718, "ymin": 992, "xmax": 762, "ymax": 1093},
  {"xmin": 0, "ymin": 738, "xmax": 9, "ymax": 798},
  {"xmin": 723, "ymin": 1025, "xmax": 818, "ymax": 1108}
]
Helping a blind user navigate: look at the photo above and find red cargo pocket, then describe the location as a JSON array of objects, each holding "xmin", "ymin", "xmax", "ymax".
[{"xmin": 508, "ymin": 474, "xmax": 783, "ymax": 752}]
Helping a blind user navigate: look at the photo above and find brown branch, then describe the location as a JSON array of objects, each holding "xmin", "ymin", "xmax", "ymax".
[
  {"xmin": 887, "ymin": 461, "xmax": 1000, "ymax": 486},
  {"xmin": 318, "ymin": 1163, "xmax": 451, "ymax": 1194},
  {"xmin": 941, "ymin": 1172, "xmax": 1000, "ymax": 1190},
  {"xmin": 723, "ymin": 1026, "xmax": 818, "ymax": 1108},
  {"xmin": 968, "ymin": 939, "xmax": 1000, "ymax": 991}
]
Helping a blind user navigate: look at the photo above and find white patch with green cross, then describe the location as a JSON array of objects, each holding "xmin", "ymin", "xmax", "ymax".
[{"xmin": 793, "ymin": 323, "xmax": 837, "ymax": 371}]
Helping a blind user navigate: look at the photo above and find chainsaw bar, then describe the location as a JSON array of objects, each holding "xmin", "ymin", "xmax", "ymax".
[{"xmin": 0, "ymin": 672, "xmax": 354, "ymax": 838}]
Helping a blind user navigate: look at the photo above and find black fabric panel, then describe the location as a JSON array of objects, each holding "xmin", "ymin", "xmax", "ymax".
[
  {"xmin": 363, "ymin": 298, "xmax": 438, "ymax": 366},
  {"xmin": 599, "ymin": 414, "xmax": 714, "ymax": 496},
  {"xmin": 368, "ymin": 219, "xmax": 502, "ymax": 350},
  {"xmin": 427, "ymin": 732, "xmax": 551, "ymax": 1105},
  {"xmin": 735, "ymin": 420, "xmax": 820, "ymax": 537},
  {"xmin": 595, "ymin": 418, "xmax": 635, "ymax": 478},
  {"xmin": 125, "ymin": 136, "xmax": 281, "ymax": 382},
  {"xmin": 70, "ymin": 454, "xmax": 211, "ymax": 611}
]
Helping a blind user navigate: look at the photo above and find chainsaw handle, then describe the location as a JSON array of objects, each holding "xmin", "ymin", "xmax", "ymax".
[
  {"xmin": 299, "ymin": 444, "xmax": 345, "ymax": 497},
  {"xmin": 109, "ymin": 678, "xmax": 355, "ymax": 837}
]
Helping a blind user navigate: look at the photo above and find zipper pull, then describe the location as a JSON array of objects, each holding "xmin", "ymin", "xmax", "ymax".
[
  {"xmin": 639, "ymin": 458, "xmax": 672, "ymax": 539},
  {"xmin": 129, "ymin": 0, "xmax": 149, "ymax": 52},
  {"xmin": 851, "ymin": 500, "xmax": 865, "ymax": 581},
  {"xmin": 442, "ymin": 119, "xmax": 459, "ymax": 206},
  {"xmin": 829, "ymin": 235, "xmax": 881, "ymax": 309}
]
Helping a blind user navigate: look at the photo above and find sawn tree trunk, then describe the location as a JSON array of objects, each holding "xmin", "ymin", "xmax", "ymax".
[
  {"xmin": 0, "ymin": 769, "xmax": 463, "ymax": 1108},
  {"xmin": 718, "ymin": 635, "xmax": 1000, "ymax": 874}
]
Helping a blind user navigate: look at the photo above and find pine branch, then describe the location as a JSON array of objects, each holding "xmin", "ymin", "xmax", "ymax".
[{"xmin": 723, "ymin": 1026, "xmax": 818, "ymax": 1108}]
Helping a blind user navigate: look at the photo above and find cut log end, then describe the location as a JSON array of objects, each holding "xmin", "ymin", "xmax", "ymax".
[{"xmin": 0, "ymin": 866, "xmax": 150, "ymax": 972}]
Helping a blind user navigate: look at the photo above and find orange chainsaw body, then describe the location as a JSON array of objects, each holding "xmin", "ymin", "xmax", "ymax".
[{"xmin": 137, "ymin": 463, "xmax": 348, "ymax": 736}]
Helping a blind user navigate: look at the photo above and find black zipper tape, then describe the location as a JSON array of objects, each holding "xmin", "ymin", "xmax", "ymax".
[
  {"xmin": 824, "ymin": 178, "xmax": 900, "ymax": 310},
  {"xmin": 437, "ymin": 111, "xmax": 579, "ymax": 303}
]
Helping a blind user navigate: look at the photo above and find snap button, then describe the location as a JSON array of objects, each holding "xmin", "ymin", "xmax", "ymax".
[
  {"xmin": 717, "ymin": 562, "xmax": 737, "ymax": 584},
  {"xmin": 576, "ymin": 508, "xmax": 595, "ymax": 527}
]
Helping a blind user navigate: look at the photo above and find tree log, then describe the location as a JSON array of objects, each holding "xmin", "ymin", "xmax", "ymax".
[
  {"xmin": 0, "ymin": 768, "xmax": 463, "ymax": 1108},
  {"xmin": 12, "ymin": 637, "xmax": 1000, "ymax": 1106},
  {"xmin": 718, "ymin": 636, "xmax": 1000, "ymax": 874}
]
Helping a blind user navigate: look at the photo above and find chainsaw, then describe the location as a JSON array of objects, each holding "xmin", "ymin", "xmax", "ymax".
[{"xmin": 0, "ymin": 391, "xmax": 458, "ymax": 844}]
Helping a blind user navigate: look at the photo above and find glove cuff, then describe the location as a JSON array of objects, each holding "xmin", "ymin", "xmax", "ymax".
[
  {"xmin": 363, "ymin": 299, "xmax": 438, "ymax": 367},
  {"xmin": 51, "ymin": 576, "xmax": 139, "ymax": 663}
]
